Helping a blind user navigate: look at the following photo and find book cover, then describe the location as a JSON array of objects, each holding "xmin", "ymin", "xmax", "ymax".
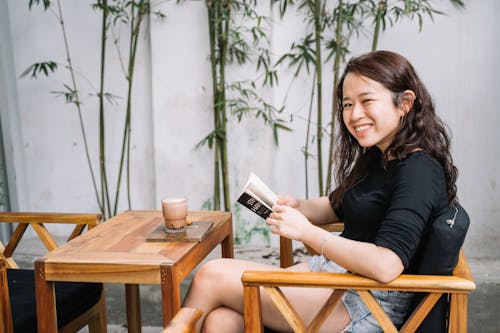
[{"xmin": 237, "ymin": 173, "xmax": 278, "ymax": 219}]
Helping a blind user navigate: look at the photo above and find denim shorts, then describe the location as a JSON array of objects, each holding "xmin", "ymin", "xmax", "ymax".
[{"xmin": 309, "ymin": 255, "xmax": 414, "ymax": 332}]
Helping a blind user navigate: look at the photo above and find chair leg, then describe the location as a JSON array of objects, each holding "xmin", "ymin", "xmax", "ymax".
[
  {"xmin": 88, "ymin": 291, "xmax": 107, "ymax": 333},
  {"xmin": 448, "ymin": 293, "xmax": 468, "ymax": 333},
  {"xmin": 279, "ymin": 237, "xmax": 294, "ymax": 268}
]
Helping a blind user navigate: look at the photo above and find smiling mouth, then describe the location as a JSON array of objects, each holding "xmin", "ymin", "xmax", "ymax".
[{"xmin": 354, "ymin": 124, "xmax": 371, "ymax": 132}]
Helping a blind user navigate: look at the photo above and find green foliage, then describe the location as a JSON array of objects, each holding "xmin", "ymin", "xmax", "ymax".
[
  {"xmin": 201, "ymin": 198, "xmax": 214, "ymax": 211},
  {"xmin": 51, "ymin": 84, "xmax": 79, "ymax": 105},
  {"xmin": 21, "ymin": 0, "xmax": 164, "ymax": 219},
  {"xmin": 28, "ymin": 0, "xmax": 51, "ymax": 11},
  {"xmin": 20, "ymin": 61, "xmax": 57, "ymax": 79},
  {"xmin": 232, "ymin": 203, "xmax": 270, "ymax": 245},
  {"xmin": 272, "ymin": 0, "xmax": 465, "ymax": 195},
  {"xmin": 201, "ymin": 0, "xmax": 292, "ymax": 211},
  {"xmin": 277, "ymin": 34, "xmax": 316, "ymax": 77}
]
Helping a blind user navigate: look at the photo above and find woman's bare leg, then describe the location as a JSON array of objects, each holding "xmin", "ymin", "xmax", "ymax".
[
  {"xmin": 183, "ymin": 258, "xmax": 351, "ymax": 333},
  {"xmin": 203, "ymin": 306, "xmax": 244, "ymax": 333}
]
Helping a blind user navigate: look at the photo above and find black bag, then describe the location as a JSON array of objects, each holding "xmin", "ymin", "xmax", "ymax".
[{"xmin": 415, "ymin": 202, "xmax": 470, "ymax": 332}]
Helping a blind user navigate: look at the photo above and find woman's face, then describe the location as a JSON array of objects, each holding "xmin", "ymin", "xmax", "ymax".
[{"xmin": 341, "ymin": 73, "xmax": 405, "ymax": 153}]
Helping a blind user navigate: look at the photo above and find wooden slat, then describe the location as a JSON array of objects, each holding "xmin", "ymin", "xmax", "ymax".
[
  {"xmin": 3, "ymin": 223, "xmax": 28, "ymax": 260},
  {"xmin": 60, "ymin": 291, "xmax": 106, "ymax": 333},
  {"xmin": 357, "ymin": 290, "xmax": 398, "ymax": 333},
  {"xmin": 162, "ymin": 307, "xmax": 202, "ymax": 333},
  {"xmin": 400, "ymin": 292, "xmax": 442, "ymax": 333},
  {"xmin": 264, "ymin": 286, "xmax": 306, "ymax": 333},
  {"xmin": 307, "ymin": 289, "xmax": 345, "ymax": 333},
  {"xmin": 0, "ymin": 242, "xmax": 18, "ymax": 269},
  {"xmin": 68, "ymin": 224, "xmax": 86, "ymax": 242},
  {"xmin": 0, "ymin": 212, "xmax": 102, "ymax": 225},
  {"xmin": 31, "ymin": 223, "xmax": 59, "ymax": 251},
  {"xmin": 244, "ymin": 285, "xmax": 264, "ymax": 333}
]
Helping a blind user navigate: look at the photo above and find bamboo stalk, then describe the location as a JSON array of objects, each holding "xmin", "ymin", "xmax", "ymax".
[
  {"xmin": 372, "ymin": 1, "xmax": 385, "ymax": 51},
  {"xmin": 304, "ymin": 72, "xmax": 316, "ymax": 200},
  {"xmin": 325, "ymin": 0, "xmax": 343, "ymax": 194},
  {"xmin": 218, "ymin": 3, "xmax": 231, "ymax": 211},
  {"xmin": 114, "ymin": 1, "xmax": 145, "ymax": 215},
  {"xmin": 55, "ymin": 0, "xmax": 103, "ymax": 214},
  {"xmin": 207, "ymin": 2, "xmax": 221, "ymax": 210},
  {"xmin": 313, "ymin": 0, "xmax": 324, "ymax": 197},
  {"xmin": 98, "ymin": 0, "xmax": 112, "ymax": 219}
]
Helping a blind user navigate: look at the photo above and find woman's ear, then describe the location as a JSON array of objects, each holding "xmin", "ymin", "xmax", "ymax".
[{"xmin": 401, "ymin": 90, "xmax": 416, "ymax": 114}]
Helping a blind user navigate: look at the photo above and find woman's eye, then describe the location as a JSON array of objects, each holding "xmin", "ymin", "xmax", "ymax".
[
  {"xmin": 343, "ymin": 103, "xmax": 352, "ymax": 109},
  {"xmin": 362, "ymin": 99, "xmax": 373, "ymax": 104}
]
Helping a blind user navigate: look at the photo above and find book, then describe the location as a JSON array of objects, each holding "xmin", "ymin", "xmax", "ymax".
[{"xmin": 237, "ymin": 172, "xmax": 278, "ymax": 219}]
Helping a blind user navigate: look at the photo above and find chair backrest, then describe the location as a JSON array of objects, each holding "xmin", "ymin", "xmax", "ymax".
[
  {"xmin": 0, "ymin": 212, "xmax": 105, "ymax": 333},
  {"xmin": 0, "ymin": 212, "xmax": 101, "ymax": 269}
]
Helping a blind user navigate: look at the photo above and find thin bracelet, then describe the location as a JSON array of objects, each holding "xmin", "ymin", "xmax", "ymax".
[{"xmin": 320, "ymin": 233, "xmax": 334, "ymax": 257}]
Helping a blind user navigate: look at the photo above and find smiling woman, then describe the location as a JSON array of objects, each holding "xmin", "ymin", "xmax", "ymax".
[{"xmin": 179, "ymin": 50, "xmax": 467, "ymax": 333}]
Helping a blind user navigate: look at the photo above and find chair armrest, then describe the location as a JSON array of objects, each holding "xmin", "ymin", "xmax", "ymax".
[
  {"xmin": 0, "ymin": 212, "xmax": 101, "ymax": 224},
  {"xmin": 242, "ymin": 270, "xmax": 476, "ymax": 293},
  {"xmin": 162, "ymin": 307, "xmax": 202, "ymax": 333}
]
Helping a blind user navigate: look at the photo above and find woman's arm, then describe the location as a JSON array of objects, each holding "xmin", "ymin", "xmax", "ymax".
[
  {"xmin": 267, "ymin": 204, "xmax": 403, "ymax": 283},
  {"xmin": 278, "ymin": 195, "xmax": 339, "ymax": 226},
  {"xmin": 302, "ymin": 226, "xmax": 404, "ymax": 283}
]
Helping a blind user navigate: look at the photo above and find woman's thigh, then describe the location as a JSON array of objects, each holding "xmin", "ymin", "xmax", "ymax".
[{"xmin": 197, "ymin": 259, "xmax": 350, "ymax": 333}]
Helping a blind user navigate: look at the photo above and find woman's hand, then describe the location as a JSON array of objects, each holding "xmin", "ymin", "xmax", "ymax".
[
  {"xmin": 276, "ymin": 194, "xmax": 300, "ymax": 209},
  {"xmin": 266, "ymin": 204, "xmax": 312, "ymax": 242}
]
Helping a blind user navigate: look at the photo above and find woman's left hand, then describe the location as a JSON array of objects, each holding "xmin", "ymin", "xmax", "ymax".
[{"xmin": 266, "ymin": 204, "xmax": 312, "ymax": 242}]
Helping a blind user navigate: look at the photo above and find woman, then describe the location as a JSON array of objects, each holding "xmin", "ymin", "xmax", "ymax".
[{"xmin": 183, "ymin": 50, "xmax": 458, "ymax": 332}]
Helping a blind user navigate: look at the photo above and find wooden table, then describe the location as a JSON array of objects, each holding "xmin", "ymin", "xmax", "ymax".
[{"xmin": 34, "ymin": 210, "xmax": 233, "ymax": 332}]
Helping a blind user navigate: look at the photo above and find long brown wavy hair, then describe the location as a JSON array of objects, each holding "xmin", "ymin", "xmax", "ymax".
[{"xmin": 330, "ymin": 50, "xmax": 457, "ymax": 207}]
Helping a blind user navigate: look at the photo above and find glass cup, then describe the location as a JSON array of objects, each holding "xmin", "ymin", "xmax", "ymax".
[{"xmin": 162, "ymin": 197, "xmax": 188, "ymax": 230}]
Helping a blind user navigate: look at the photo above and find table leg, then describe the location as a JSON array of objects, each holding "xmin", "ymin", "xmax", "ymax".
[
  {"xmin": 125, "ymin": 284, "xmax": 142, "ymax": 333},
  {"xmin": 160, "ymin": 263, "xmax": 180, "ymax": 327},
  {"xmin": 221, "ymin": 218, "xmax": 234, "ymax": 258},
  {"xmin": 34, "ymin": 259, "xmax": 57, "ymax": 332}
]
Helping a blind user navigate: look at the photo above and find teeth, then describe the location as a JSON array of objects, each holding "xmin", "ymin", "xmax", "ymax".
[{"xmin": 355, "ymin": 125, "xmax": 370, "ymax": 132}]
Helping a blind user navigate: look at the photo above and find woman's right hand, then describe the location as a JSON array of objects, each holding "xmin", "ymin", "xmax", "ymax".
[{"xmin": 276, "ymin": 194, "xmax": 300, "ymax": 209}]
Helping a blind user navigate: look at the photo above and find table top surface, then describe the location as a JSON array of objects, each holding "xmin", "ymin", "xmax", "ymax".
[{"xmin": 41, "ymin": 210, "xmax": 232, "ymax": 267}]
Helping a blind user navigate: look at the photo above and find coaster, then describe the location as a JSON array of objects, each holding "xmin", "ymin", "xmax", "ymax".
[
  {"xmin": 146, "ymin": 220, "xmax": 214, "ymax": 242},
  {"xmin": 165, "ymin": 226, "xmax": 187, "ymax": 233}
]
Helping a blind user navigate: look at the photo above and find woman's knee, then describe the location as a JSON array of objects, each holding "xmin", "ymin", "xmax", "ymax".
[
  {"xmin": 203, "ymin": 306, "xmax": 243, "ymax": 333},
  {"xmin": 192, "ymin": 258, "xmax": 232, "ymax": 288}
]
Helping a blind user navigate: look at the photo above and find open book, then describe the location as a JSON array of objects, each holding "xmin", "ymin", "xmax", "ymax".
[{"xmin": 237, "ymin": 172, "xmax": 278, "ymax": 219}]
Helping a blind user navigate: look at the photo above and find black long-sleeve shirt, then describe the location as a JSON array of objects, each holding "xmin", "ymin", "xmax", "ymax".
[{"xmin": 331, "ymin": 151, "xmax": 449, "ymax": 273}]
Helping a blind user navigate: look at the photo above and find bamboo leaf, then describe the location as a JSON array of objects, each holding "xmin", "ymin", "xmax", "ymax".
[
  {"xmin": 20, "ymin": 61, "xmax": 58, "ymax": 79},
  {"xmin": 29, "ymin": 0, "xmax": 51, "ymax": 11},
  {"xmin": 50, "ymin": 83, "xmax": 78, "ymax": 104}
]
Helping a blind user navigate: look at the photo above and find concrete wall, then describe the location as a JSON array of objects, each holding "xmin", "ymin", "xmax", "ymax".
[{"xmin": 3, "ymin": 0, "xmax": 499, "ymax": 259}]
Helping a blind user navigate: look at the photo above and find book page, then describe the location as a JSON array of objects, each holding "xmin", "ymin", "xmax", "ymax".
[{"xmin": 245, "ymin": 173, "xmax": 278, "ymax": 208}]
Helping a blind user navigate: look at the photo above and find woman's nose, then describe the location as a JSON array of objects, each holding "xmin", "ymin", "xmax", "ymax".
[{"xmin": 351, "ymin": 103, "xmax": 364, "ymax": 119}]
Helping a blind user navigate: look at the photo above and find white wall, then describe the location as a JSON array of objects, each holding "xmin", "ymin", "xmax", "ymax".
[{"xmin": 4, "ymin": 0, "xmax": 499, "ymax": 258}]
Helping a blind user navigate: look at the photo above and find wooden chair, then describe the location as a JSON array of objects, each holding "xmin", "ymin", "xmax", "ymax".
[
  {"xmin": 162, "ymin": 218, "xmax": 475, "ymax": 333},
  {"xmin": 242, "ymin": 249, "xmax": 475, "ymax": 333},
  {"xmin": 0, "ymin": 212, "xmax": 107, "ymax": 333}
]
